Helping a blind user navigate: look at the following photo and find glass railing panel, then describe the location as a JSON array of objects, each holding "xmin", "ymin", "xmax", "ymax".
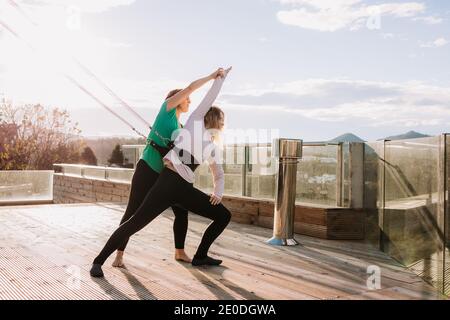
[
  {"xmin": 363, "ymin": 141, "xmax": 384, "ymax": 247},
  {"xmin": 61, "ymin": 165, "xmax": 82, "ymax": 177},
  {"xmin": 384, "ymin": 136, "xmax": 443, "ymax": 290},
  {"xmin": 107, "ymin": 169, "xmax": 134, "ymax": 183},
  {"xmin": 0, "ymin": 170, "xmax": 53, "ymax": 203},
  {"xmin": 246, "ymin": 145, "xmax": 276, "ymax": 200},
  {"xmin": 296, "ymin": 145, "xmax": 339, "ymax": 207},
  {"xmin": 83, "ymin": 167, "xmax": 107, "ymax": 180}
]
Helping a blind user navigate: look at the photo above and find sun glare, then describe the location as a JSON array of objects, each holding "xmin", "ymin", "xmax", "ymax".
[{"xmin": 1, "ymin": 1, "xmax": 112, "ymax": 107}]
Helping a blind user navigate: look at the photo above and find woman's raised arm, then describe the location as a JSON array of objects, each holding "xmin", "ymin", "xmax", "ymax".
[
  {"xmin": 188, "ymin": 67, "xmax": 231, "ymax": 121},
  {"xmin": 166, "ymin": 68, "xmax": 227, "ymax": 112}
]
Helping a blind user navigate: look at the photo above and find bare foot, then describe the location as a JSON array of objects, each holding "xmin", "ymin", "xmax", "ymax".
[
  {"xmin": 174, "ymin": 249, "xmax": 192, "ymax": 263},
  {"xmin": 112, "ymin": 251, "xmax": 125, "ymax": 268}
]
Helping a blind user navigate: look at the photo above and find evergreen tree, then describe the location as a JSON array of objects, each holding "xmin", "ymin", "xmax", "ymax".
[
  {"xmin": 81, "ymin": 146, "xmax": 98, "ymax": 165},
  {"xmin": 107, "ymin": 144, "xmax": 124, "ymax": 167}
]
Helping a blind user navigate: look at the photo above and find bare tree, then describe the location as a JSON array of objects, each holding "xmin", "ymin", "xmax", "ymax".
[{"xmin": 0, "ymin": 101, "xmax": 83, "ymax": 170}]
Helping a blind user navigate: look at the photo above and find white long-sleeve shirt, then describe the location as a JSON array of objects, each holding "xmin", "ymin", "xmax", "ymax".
[{"xmin": 164, "ymin": 71, "xmax": 229, "ymax": 198}]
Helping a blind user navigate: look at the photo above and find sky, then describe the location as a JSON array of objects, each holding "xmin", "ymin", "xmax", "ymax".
[{"xmin": 0, "ymin": 0, "xmax": 449, "ymax": 142}]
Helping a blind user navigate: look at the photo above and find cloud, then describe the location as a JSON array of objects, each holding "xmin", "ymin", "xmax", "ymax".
[
  {"xmin": 413, "ymin": 15, "xmax": 443, "ymax": 24},
  {"xmin": 220, "ymin": 79, "xmax": 450, "ymax": 128},
  {"xmin": 275, "ymin": 0, "xmax": 428, "ymax": 32},
  {"xmin": 222, "ymin": 80, "xmax": 400, "ymax": 108},
  {"xmin": 420, "ymin": 37, "xmax": 448, "ymax": 48}
]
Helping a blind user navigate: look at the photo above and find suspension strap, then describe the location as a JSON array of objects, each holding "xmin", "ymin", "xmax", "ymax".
[{"xmin": 4, "ymin": 1, "xmax": 174, "ymax": 144}]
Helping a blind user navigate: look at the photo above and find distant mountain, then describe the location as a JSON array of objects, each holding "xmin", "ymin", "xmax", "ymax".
[
  {"xmin": 379, "ymin": 130, "xmax": 431, "ymax": 141},
  {"xmin": 329, "ymin": 133, "xmax": 365, "ymax": 143}
]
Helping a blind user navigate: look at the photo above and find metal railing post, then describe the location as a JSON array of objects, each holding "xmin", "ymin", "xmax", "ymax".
[
  {"xmin": 267, "ymin": 138, "xmax": 303, "ymax": 246},
  {"xmin": 379, "ymin": 139, "xmax": 389, "ymax": 251},
  {"xmin": 444, "ymin": 133, "xmax": 449, "ymax": 296},
  {"xmin": 437, "ymin": 133, "xmax": 448, "ymax": 295},
  {"xmin": 349, "ymin": 142, "xmax": 364, "ymax": 209},
  {"xmin": 336, "ymin": 143, "xmax": 344, "ymax": 207},
  {"xmin": 242, "ymin": 145, "xmax": 249, "ymax": 197}
]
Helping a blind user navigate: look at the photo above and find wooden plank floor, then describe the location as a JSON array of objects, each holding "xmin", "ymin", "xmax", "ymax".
[{"xmin": 0, "ymin": 203, "xmax": 445, "ymax": 300}]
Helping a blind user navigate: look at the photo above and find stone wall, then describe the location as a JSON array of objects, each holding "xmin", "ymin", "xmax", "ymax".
[
  {"xmin": 53, "ymin": 174, "xmax": 130, "ymax": 204},
  {"xmin": 53, "ymin": 173, "xmax": 364, "ymax": 240}
]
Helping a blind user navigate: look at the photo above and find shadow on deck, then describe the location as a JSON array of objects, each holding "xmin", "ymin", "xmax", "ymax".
[{"xmin": 0, "ymin": 203, "xmax": 444, "ymax": 300}]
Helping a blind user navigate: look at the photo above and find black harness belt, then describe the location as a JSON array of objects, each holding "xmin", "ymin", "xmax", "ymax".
[
  {"xmin": 149, "ymin": 140, "xmax": 200, "ymax": 172},
  {"xmin": 148, "ymin": 140, "xmax": 174, "ymax": 157},
  {"xmin": 173, "ymin": 148, "xmax": 200, "ymax": 172}
]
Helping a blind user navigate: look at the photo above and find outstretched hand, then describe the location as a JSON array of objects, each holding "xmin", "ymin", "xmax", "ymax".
[
  {"xmin": 224, "ymin": 66, "xmax": 232, "ymax": 75},
  {"xmin": 210, "ymin": 66, "xmax": 232, "ymax": 80}
]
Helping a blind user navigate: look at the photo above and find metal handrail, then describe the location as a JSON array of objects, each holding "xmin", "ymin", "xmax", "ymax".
[
  {"xmin": 114, "ymin": 142, "xmax": 344, "ymax": 148},
  {"xmin": 53, "ymin": 163, "xmax": 134, "ymax": 172}
]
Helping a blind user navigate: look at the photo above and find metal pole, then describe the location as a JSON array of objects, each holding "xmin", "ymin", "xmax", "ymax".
[
  {"xmin": 379, "ymin": 140, "xmax": 389, "ymax": 252},
  {"xmin": 438, "ymin": 133, "xmax": 448, "ymax": 295},
  {"xmin": 349, "ymin": 142, "xmax": 364, "ymax": 209},
  {"xmin": 445, "ymin": 134, "xmax": 449, "ymax": 246},
  {"xmin": 444, "ymin": 134, "xmax": 449, "ymax": 296},
  {"xmin": 241, "ymin": 145, "xmax": 248, "ymax": 197},
  {"xmin": 267, "ymin": 138, "xmax": 302, "ymax": 246},
  {"xmin": 336, "ymin": 143, "xmax": 344, "ymax": 207}
]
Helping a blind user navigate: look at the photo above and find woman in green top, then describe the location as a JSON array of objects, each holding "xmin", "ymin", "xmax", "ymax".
[{"xmin": 112, "ymin": 68, "xmax": 225, "ymax": 268}]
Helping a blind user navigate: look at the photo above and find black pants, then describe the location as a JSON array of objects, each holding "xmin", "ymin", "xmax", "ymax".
[
  {"xmin": 94, "ymin": 167, "xmax": 231, "ymax": 265},
  {"xmin": 117, "ymin": 159, "xmax": 188, "ymax": 251}
]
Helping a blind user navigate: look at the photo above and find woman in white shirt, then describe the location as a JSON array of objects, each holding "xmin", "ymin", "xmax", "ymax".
[{"xmin": 90, "ymin": 67, "xmax": 232, "ymax": 278}]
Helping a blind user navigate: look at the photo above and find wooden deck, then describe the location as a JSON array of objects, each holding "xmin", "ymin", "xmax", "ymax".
[{"xmin": 0, "ymin": 203, "xmax": 444, "ymax": 300}]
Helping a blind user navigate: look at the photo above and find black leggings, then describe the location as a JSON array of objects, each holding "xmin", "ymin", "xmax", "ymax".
[
  {"xmin": 117, "ymin": 160, "xmax": 188, "ymax": 251},
  {"xmin": 94, "ymin": 167, "xmax": 231, "ymax": 265}
]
